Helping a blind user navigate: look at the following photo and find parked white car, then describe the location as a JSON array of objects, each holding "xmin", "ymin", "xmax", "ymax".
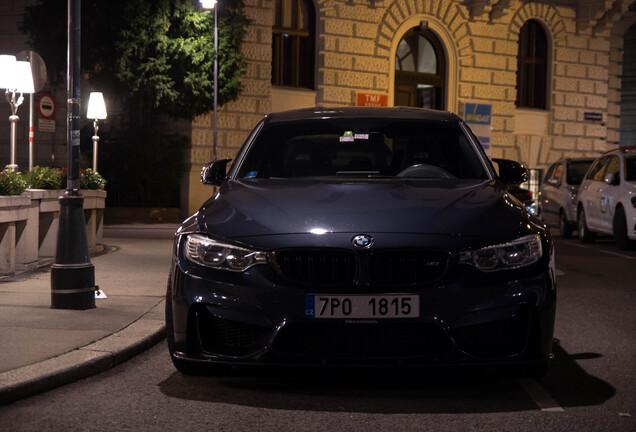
[
  {"xmin": 539, "ymin": 158, "xmax": 594, "ymax": 238},
  {"xmin": 577, "ymin": 147, "xmax": 636, "ymax": 250}
]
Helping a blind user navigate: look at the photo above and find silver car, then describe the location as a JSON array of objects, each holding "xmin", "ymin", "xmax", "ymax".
[
  {"xmin": 577, "ymin": 148, "xmax": 636, "ymax": 250},
  {"xmin": 538, "ymin": 158, "xmax": 594, "ymax": 238}
]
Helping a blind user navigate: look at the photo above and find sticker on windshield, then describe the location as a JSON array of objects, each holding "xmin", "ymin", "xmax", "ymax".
[
  {"xmin": 245, "ymin": 171, "xmax": 258, "ymax": 178},
  {"xmin": 340, "ymin": 131, "xmax": 354, "ymax": 142}
]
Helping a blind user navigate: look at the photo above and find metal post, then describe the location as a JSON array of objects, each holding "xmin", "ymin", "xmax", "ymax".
[
  {"xmin": 92, "ymin": 119, "xmax": 99, "ymax": 172},
  {"xmin": 5, "ymin": 89, "xmax": 22, "ymax": 173},
  {"xmin": 29, "ymin": 52, "xmax": 35, "ymax": 170},
  {"xmin": 8, "ymin": 113, "xmax": 18, "ymax": 172},
  {"xmin": 51, "ymin": 0, "xmax": 96, "ymax": 310},
  {"xmin": 66, "ymin": 0, "xmax": 81, "ymax": 195},
  {"xmin": 29, "ymin": 93, "xmax": 34, "ymax": 170}
]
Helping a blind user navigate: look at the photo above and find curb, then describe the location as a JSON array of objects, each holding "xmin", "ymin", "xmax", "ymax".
[{"xmin": 0, "ymin": 300, "xmax": 166, "ymax": 405}]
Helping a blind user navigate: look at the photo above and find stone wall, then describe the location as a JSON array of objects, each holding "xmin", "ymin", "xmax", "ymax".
[
  {"xmin": 182, "ymin": 0, "xmax": 636, "ymax": 214},
  {"xmin": 184, "ymin": 0, "xmax": 275, "ymax": 215}
]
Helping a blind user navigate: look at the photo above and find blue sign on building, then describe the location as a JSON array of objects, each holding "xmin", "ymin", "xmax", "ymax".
[{"xmin": 463, "ymin": 103, "xmax": 492, "ymax": 154}]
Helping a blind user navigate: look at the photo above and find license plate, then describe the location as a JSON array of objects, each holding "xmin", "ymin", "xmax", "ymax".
[{"xmin": 304, "ymin": 294, "xmax": 419, "ymax": 319}]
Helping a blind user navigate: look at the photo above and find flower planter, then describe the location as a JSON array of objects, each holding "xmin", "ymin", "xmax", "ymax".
[
  {"xmin": 0, "ymin": 193, "xmax": 37, "ymax": 276},
  {"xmin": 28, "ymin": 189, "xmax": 63, "ymax": 260},
  {"xmin": 0, "ymin": 189, "xmax": 107, "ymax": 276},
  {"xmin": 28, "ymin": 189, "xmax": 107, "ymax": 258},
  {"xmin": 82, "ymin": 190, "xmax": 107, "ymax": 253}
]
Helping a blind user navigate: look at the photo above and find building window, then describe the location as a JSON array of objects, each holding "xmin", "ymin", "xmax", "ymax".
[
  {"xmin": 517, "ymin": 19, "xmax": 548, "ymax": 109},
  {"xmin": 272, "ymin": 0, "xmax": 315, "ymax": 89},
  {"xmin": 394, "ymin": 28, "xmax": 445, "ymax": 109}
]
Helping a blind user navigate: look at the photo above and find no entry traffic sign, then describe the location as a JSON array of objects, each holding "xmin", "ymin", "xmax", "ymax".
[{"xmin": 38, "ymin": 93, "xmax": 56, "ymax": 119}]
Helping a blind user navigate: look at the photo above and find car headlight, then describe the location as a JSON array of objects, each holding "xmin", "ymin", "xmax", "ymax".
[
  {"xmin": 525, "ymin": 201, "xmax": 537, "ymax": 215},
  {"xmin": 459, "ymin": 234, "xmax": 542, "ymax": 272},
  {"xmin": 184, "ymin": 234, "xmax": 267, "ymax": 272}
]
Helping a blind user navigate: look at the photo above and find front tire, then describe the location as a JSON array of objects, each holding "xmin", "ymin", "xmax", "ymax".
[
  {"xmin": 578, "ymin": 207, "xmax": 596, "ymax": 243},
  {"xmin": 613, "ymin": 207, "xmax": 633, "ymax": 250}
]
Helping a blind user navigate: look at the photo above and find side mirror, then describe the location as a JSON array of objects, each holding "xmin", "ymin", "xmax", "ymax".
[
  {"xmin": 604, "ymin": 172, "xmax": 618, "ymax": 186},
  {"xmin": 201, "ymin": 159, "xmax": 232, "ymax": 186},
  {"xmin": 492, "ymin": 158, "xmax": 528, "ymax": 186}
]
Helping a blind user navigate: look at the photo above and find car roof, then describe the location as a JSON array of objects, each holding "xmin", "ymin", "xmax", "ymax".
[
  {"xmin": 564, "ymin": 157, "xmax": 595, "ymax": 162},
  {"xmin": 264, "ymin": 107, "xmax": 460, "ymax": 123},
  {"xmin": 602, "ymin": 146, "xmax": 636, "ymax": 156}
]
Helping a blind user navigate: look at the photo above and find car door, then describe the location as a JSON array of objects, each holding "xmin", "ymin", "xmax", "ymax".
[
  {"xmin": 579, "ymin": 156, "xmax": 610, "ymax": 231},
  {"xmin": 540, "ymin": 162, "xmax": 562, "ymax": 227},
  {"xmin": 595, "ymin": 155, "xmax": 621, "ymax": 232}
]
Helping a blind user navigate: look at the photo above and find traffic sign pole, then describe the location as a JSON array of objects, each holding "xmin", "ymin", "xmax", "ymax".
[{"xmin": 29, "ymin": 93, "xmax": 34, "ymax": 170}]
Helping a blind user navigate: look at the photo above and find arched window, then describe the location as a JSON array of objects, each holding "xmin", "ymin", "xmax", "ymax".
[
  {"xmin": 272, "ymin": 0, "xmax": 315, "ymax": 89},
  {"xmin": 620, "ymin": 23, "xmax": 636, "ymax": 144},
  {"xmin": 394, "ymin": 28, "xmax": 445, "ymax": 109},
  {"xmin": 517, "ymin": 19, "xmax": 548, "ymax": 109}
]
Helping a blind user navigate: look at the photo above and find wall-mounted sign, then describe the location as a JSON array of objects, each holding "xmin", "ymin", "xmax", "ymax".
[
  {"xmin": 38, "ymin": 93, "xmax": 56, "ymax": 119},
  {"xmin": 461, "ymin": 102, "xmax": 492, "ymax": 155},
  {"xmin": 356, "ymin": 92, "xmax": 388, "ymax": 107},
  {"xmin": 584, "ymin": 112, "xmax": 603, "ymax": 122}
]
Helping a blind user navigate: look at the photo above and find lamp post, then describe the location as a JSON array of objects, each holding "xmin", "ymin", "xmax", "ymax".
[
  {"xmin": 0, "ymin": 55, "xmax": 35, "ymax": 172},
  {"xmin": 51, "ymin": 0, "xmax": 96, "ymax": 310},
  {"xmin": 87, "ymin": 92, "xmax": 107, "ymax": 172},
  {"xmin": 200, "ymin": 0, "xmax": 218, "ymax": 161}
]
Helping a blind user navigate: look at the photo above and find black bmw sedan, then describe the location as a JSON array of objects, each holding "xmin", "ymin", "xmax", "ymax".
[{"xmin": 166, "ymin": 107, "xmax": 556, "ymax": 377}]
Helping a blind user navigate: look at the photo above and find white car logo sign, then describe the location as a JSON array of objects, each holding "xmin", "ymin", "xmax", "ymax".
[{"xmin": 352, "ymin": 234, "xmax": 373, "ymax": 248}]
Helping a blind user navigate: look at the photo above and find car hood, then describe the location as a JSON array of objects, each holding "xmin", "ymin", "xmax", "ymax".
[{"xmin": 196, "ymin": 179, "xmax": 526, "ymax": 242}]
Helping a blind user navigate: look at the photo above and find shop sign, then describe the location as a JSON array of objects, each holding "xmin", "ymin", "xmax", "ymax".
[{"xmin": 356, "ymin": 92, "xmax": 388, "ymax": 107}]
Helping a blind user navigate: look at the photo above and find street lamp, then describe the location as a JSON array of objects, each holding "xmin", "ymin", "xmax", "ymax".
[
  {"xmin": 200, "ymin": 0, "xmax": 218, "ymax": 161},
  {"xmin": 0, "ymin": 55, "xmax": 35, "ymax": 172},
  {"xmin": 86, "ymin": 91, "xmax": 107, "ymax": 172}
]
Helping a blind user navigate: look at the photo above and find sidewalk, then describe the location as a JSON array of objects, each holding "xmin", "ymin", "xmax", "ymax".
[{"xmin": 0, "ymin": 223, "xmax": 178, "ymax": 405}]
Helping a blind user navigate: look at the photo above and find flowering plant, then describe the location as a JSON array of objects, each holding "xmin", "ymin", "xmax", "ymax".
[
  {"xmin": 58, "ymin": 168, "xmax": 106, "ymax": 190},
  {"xmin": 0, "ymin": 169, "xmax": 28, "ymax": 196},
  {"xmin": 25, "ymin": 166, "xmax": 64, "ymax": 190},
  {"xmin": 80, "ymin": 169, "xmax": 107, "ymax": 190}
]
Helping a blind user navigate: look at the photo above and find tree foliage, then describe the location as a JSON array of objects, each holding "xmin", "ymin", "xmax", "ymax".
[{"xmin": 21, "ymin": 0, "xmax": 249, "ymax": 120}]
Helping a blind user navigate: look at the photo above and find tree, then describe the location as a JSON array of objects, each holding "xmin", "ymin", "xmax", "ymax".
[
  {"xmin": 21, "ymin": 0, "xmax": 249, "ymax": 121},
  {"xmin": 21, "ymin": 0, "xmax": 249, "ymax": 208}
]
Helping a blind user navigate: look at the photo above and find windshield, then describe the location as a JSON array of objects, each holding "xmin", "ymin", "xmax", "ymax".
[{"xmin": 236, "ymin": 118, "xmax": 489, "ymax": 180}]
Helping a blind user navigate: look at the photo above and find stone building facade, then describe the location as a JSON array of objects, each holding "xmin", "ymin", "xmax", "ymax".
[
  {"xmin": 185, "ymin": 0, "xmax": 636, "ymax": 215},
  {"xmin": 3, "ymin": 1, "xmax": 636, "ymax": 217}
]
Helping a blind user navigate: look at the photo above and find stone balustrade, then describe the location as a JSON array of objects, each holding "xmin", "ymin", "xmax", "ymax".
[{"xmin": 0, "ymin": 190, "xmax": 106, "ymax": 276}]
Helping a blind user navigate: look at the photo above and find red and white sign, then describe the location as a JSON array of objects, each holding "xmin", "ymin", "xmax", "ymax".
[
  {"xmin": 38, "ymin": 93, "xmax": 56, "ymax": 119},
  {"xmin": 356, "ymin": 92, "xmax": 389, "ymax": 107}
]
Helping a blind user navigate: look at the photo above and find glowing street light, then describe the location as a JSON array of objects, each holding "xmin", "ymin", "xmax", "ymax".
[
  {"xmin": 0, "ymin": 55, "xmax": 35, "ymax": 172},
  {"xmin": 86, "ymin": 92, "xmax": 107, "ymax": 172}
]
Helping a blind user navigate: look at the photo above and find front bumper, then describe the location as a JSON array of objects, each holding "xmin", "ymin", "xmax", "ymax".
[{"xmin": 168, "ymin": 254, "xmax": 556, "ymax": 367}]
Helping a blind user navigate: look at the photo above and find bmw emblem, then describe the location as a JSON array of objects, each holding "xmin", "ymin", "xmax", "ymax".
[{"xmin": 352, "ymin": 234, "xmax": 373, "ymax": 248}]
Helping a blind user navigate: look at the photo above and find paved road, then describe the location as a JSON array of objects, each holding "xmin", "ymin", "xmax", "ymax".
[{"xmin": 0, "ymin": 236, "xmax": 634, "ymax": 431}]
